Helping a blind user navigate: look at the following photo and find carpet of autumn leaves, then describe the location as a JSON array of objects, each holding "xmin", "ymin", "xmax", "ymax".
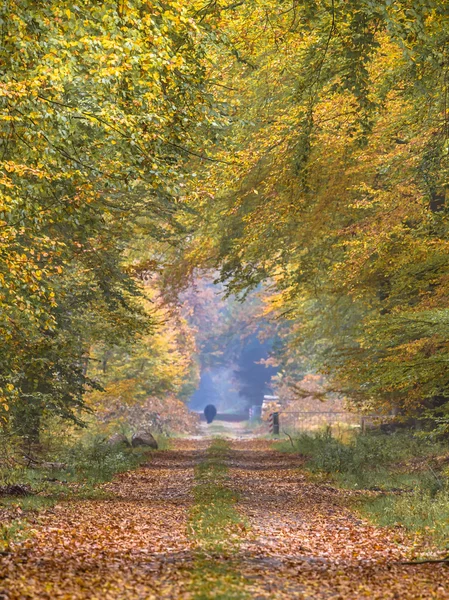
[{"xmin": 0, "ymin": 438, "xmax": 448, "ymax": 599}]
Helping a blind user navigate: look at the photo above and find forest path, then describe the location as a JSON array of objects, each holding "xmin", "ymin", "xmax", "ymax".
[
  {"xmin": 0, "ymin": 439, "xmax": 447, "ymax": 599},
  {"xmin": 197, "ymin": 417, "xmax": 255, "ymax": 438}
]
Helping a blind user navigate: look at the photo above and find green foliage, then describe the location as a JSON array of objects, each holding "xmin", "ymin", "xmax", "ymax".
[
  {"xmin": 0, "ymin": 0, "xmax": 219, "ymax": 435},
  {"xmin": 0, "ymin": 428, "xmax": 153, "ymax": 514},
  {"xmin": 56, "ymin": 435, "xmax": 142, "ymax": 484},
  {"xmin": 88, "ymin": 293, "xmax": 199, "ymax": 405},
  {"xmin": 180, "ymin": 0, "xmax": 449, "ymax": 419},
  {"xmin": 5, "ymin": 0, "xmax": 449, "ymax": 437},
  {"xmin": 283, "ymin": 430, "xmax": 440, "ymax": 488}
]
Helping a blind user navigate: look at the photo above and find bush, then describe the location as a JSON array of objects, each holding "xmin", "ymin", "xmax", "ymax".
[
  {"xmin": 0, "ymin": 429, "xmax": 155, "ymax": 510},
  {"xmin": 288, "ymin": 429, "xmax": 441, "ymax": 490},
  {"xmin": 57, "ymin": 435, "xmax": 142, "ymax": 484}
]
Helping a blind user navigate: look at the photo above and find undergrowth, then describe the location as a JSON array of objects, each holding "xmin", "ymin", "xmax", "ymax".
[
  {"xmin": 278, "ymin": 429, "xmax": 449, "ymax": 551},
  {"xmin": 0, "ymin": 429, "xmax": 164, "ymax": 515},
  {"xmin": 0, "ymin": 427, "xmax": 164, "ymax": 552}
]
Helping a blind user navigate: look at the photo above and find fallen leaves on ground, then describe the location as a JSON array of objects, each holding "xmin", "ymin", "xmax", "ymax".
[
  {"xmin": 0, "ymin": 438, "xmax": 448, "ymax": 599},
  {"xmin": 0, "ymin": 441, "xmax": 200, "ymax": 599},
  {"xmin": 229, "ymin": 440, "xmax": 449, "ymax": 599}
]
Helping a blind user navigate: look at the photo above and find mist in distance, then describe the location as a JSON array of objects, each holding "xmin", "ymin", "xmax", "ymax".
[{"xmin": 181, "ymin": 276, "xmax": 278, "ymax": 414}]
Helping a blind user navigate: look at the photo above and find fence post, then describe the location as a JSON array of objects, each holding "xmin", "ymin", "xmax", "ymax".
[{"xmin": 270, "ymin": 412, "xmax": 279, "ymax": 436}]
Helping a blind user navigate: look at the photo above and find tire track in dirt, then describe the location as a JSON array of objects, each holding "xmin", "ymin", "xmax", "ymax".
[
  {"xmin": 228, "ymin": 440, "xmax": 449, "ymax": 599},
  {"xmin": 0, "ymin": 440, "xmax": 204, "ymax": 600}
]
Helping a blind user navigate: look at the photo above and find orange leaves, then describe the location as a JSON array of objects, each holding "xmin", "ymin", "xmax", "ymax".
[
  {"xmin": 0, "ymin": 438, "xmax": 448, "ymax": 598},
  {"xmin": 0, "ymin": 440, "xmax": 197, "ymax": 599}
]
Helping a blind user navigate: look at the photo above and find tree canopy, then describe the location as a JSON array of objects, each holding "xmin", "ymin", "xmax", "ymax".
[
  {"xmin": 182, "ymin": 0, "xmax": 449, "ymax": 424},
  {"xmin": 0, "ymin": 0, "xmax": 216, "ymax": 435},
  {"xmin": 3, "ymin": 0, "xmax": 449, "ymax": 437}
]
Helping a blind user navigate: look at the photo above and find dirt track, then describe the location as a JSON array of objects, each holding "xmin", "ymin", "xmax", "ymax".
[{"xmin": 0, "ymin": 439, "xmax": 447, "ymax": 599}]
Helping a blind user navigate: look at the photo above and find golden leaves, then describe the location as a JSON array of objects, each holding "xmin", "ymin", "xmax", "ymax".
[{"xmin": 0, "ymin": 438, "xmax": 446, "ymax": 598}]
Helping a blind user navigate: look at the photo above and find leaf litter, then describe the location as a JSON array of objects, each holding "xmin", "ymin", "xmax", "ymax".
[{"xmin": 0, "ymin": 439, "xmax": 447, "ymax": 599}]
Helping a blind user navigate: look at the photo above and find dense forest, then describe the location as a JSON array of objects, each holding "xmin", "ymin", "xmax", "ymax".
[
  {"xmin": 3, "ymin": 0, "xmax": 449, "ymax": 439},
  {"xmin": 4, "ymin": 3, "xmax": 449, "ymax": 598},
  {"xmin": 185, "ymin": 0, "xmax": 449, "ymax": 428}
]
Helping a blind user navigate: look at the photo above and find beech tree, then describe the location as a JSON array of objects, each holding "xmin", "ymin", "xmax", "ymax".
[
  {"xmin": 184, "ymin": 0, "xmax": 449, "ymax": 424},
  {"xmin": 0, "ymin": 0, "xmax": 215, "ymax": 436}
]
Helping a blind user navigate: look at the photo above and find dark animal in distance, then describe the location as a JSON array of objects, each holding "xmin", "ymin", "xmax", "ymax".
[{"xmin": 204, "ymin": 404, "xmax": 217, "ymax": 424}]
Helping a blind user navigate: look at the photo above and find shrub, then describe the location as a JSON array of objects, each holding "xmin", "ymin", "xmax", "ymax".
[
  {"xmin": 289, "ymin": 429, "xmax": 441, "ymax": 489},
  {"xmin": 58, "ymin": 435, "xmax": 142, "ymax": 484}
]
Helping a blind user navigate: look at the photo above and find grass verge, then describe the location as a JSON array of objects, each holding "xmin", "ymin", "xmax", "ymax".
[
  {"xmin": 188, "ymin": 438, "xmax": 249, "ymax": 600},
  {"xmin": 0, "ymin": 431, "xmax": 164, "ymax": 551},
  {"xmin": 277, "ymin": 429, "xmax": 449, "ymax": 552}
]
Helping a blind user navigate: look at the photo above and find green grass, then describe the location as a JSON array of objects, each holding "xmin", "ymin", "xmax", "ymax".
[
  {"xmin": 0, "ymin": 520, "xmax": 29, "ymax": 553},
  {"xmin": 360, "ymin": 489, "xmax": 449, "ymax": 551},
  {"xmin": 188, "ymin": 438, "xmax": 249, "ymax": 600},
  {"xmin": 0, "ymin": 430, "xmax": 162, "ymax": 552},
  {"xmin": 277, "ymin": 429, "xmax": 449, "ymax": 551},
  {"xmin": 202, "ymin": 423, "xmax": 229, "ymax": 434}
]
